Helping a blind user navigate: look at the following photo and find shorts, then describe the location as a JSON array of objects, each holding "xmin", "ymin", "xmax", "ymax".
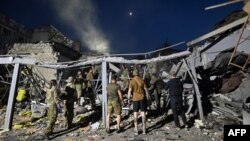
[
  {"xmin": 108, "ymin": 100, "xmax": 121, "ymax": 115},
  {"xmin": 133, "ymin": 99, "xmax": 147, "ymax": 112}
]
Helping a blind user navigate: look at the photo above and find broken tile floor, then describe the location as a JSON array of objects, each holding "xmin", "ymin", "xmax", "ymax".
[{"xmin": 0, "ymin": 106, "xmax": 238, "ymax": 141}]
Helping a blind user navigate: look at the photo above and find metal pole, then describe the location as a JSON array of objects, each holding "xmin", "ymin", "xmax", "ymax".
[
  {"xmin": 183, "ymin": 59, "xmax": 204, "ymax": 120},
  {"xmin": 102, "ymin": 61, "xmax": 108, "ymax": 128},
  {"xmin": 4, "ymin": 63, "xmax": 21, "ymax": 130}
]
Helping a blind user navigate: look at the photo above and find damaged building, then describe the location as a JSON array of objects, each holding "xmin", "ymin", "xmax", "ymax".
[
  {"xmin": 8, "ymin": 42, "xmax": 81, "ymax": 80},
  {"xmin": 0, "ymin": 13, "xmax": 31, "ymax": 54},
  {"xmin": 1, "ymin": 3, "xmax": 250, "ymax": 141},
  {"xmin": 186, "ymin": 11, "xmax": 250, "ymax": 124}
]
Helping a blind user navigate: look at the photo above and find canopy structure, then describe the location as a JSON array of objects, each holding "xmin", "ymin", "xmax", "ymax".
[{"xmin": 0, "ymin": 49, "xmax": 191, "ymax": 130}]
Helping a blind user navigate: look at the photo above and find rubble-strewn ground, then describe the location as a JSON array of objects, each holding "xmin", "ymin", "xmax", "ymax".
[{"xmin": 0, "ymin": 104, "xmax": 239, "ymax": 141}]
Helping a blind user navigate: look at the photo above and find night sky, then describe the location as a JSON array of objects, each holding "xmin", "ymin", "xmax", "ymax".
[{"xmin": 0, "ymin": 0, "xmax": 243, "ymax": 54}]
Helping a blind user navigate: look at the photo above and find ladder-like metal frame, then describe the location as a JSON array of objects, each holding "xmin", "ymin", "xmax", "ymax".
[{"xmin": 228, "ymin": 15, "xmax": 250, "ymax": 70}]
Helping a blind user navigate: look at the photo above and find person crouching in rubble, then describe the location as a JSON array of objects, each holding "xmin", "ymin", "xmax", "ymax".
[
  {"xmin": 64, "ymin": 76, "xmax": 77, "ymax": 129},
  {"xmin": 44, "ymin": 79, "xmax": 59, "ymax": 138},
  {"xmin": 165, "ymin": 71, "xmax": 188, "ymax": 129},
  {"xmin": 106, "ymin": 75, "xmax": 123, "ymax": 134},
  {"xmin": 128, "ymin": 70, "xmax": 151, "ymax": 135}
]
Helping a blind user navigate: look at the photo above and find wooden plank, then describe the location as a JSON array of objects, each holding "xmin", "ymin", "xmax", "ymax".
[{"xmin": 228, "ymin": 15, "xmax": 250, "ymax": 68}]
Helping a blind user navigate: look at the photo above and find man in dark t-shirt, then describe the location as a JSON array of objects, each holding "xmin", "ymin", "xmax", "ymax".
[{"xmin": 165, "ymin": 71, "xmax": 188, "ymax": 129}]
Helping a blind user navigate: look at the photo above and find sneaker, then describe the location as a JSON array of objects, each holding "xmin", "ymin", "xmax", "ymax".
[
  {"xmin": 143, "ymin": 129, "xmax": 147, "ymax": 135},
  {"xmin": 134, "ymin": 130, "xmax": 139, "ymax": 135},
  {"xmin": 106, "ymin": 128, "xmax": 111, "ymax": 134},
  {"xmin": 116, "ymin": 128, "xmax": 121, "ymax": 134}
]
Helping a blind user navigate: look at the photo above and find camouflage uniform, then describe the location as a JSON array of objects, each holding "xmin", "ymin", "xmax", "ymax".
[
  {"xmin": 44, "ymin": 86, "xmax": 58, "ymax": 136},
  {"xmin": 86, "ymin": 70, "xmax": 95, "ymax": 106},
  {"xmin": 122, "ymin": 68, "xmax": 130, "ymax": 91},
  {"xmin": 148, "ymin": 75, "xmax": 162, "ymax": 115},
  {"xmin": 75, "ymin": 76, "xmax": 84, "ymax": 104},
  {"xmin": 107, "ymin": 83, "xmax": 122, "ymax": 115}
]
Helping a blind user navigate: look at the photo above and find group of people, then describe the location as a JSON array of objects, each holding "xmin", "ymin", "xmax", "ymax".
[
  {"xmin": 43, "ymin": 69, "xmax": 95, "ymax": 139},
  {"xmin": 106, "ymin": 69, "xmax": 188, "ymax": 135},
  {"xmin": 42, "ymin": 66, "xmax": 189, "ymax": 138}
]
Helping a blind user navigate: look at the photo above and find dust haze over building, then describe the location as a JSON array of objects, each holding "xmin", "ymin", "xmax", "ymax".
[{"xmin": 50, "ymin": 0, "xmax": 110, "ymax": 54}]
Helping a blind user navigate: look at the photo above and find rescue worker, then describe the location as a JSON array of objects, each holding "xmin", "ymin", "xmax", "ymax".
[
  {"xmin": 64, "ymin": 76, "xmax": 77, "ymax": 129},
  {"xmin": 75, "ymin": 71, "xmax": 84, "ymax": 105},
  {"xmin": 86, "ymin": 69, "xmax": 95, "ymax": 106},
  {"xmin": 44, "ymin": 79, "xmax": 59, "ymax": 138},
  {"xmin": 122, "ymin": 66, "xmax": 130, "ymax": 91},
  {"xmin": 143, "ymin": 69, "xmax": 151, "ymax": 87},
  {"xmin": 148, "ymin": 73, "xmax": 161, "ymax": 117},
  {"xmin": 128, "ymin": 70, "xmax": 150, "ymax": 135},
  {"xmin": 165, "ymin": 71, "xmax": 188, "ymax": 129},
  {"xmin": 106, "ymin": 75, "xmax": 123, "ymax": 134}
]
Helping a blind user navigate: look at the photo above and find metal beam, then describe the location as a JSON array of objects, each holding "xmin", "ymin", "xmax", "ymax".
[
  {"xmin": 183, "ymin": 59, "xmax": 204, "ymax": 120},
  {"xmin": 109, "ymin": 63, "xmax": 120, "ymax": 73},
  {"xmin": 4, "ymin": 63, "xmax": 21, "ymax": 130},
  {"xmin": 0, "ymin": 56, "xmax": 36, "ymax": 65},
  {"xmin": 187, "ymin": 16, "xmax": 249, "ymax": 47},
  {"xmin": 205, "ymin": 0, "xmax": 243, "ymax": 10},
  {"xmin": 101, "ymin": 61, "xmax": 108, "ymax": 128}
]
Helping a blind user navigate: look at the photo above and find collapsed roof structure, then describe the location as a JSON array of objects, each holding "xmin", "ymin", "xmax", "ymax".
[
  {"xmin": 0, "ymin": 46, "xmax": 191, "ymax": 130},
  {"xmin": 0, "ymin": 1, "xmax": 250, "ymax": 135}
]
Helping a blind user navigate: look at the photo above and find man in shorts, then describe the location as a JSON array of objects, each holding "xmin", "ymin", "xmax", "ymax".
[
  {"xmin": 128, "ymin": 70, "xmax": 150, "ymax": 135},
  {"xmin": 106, "ymin": 75, "xmax": 123, "ymax": 133}
]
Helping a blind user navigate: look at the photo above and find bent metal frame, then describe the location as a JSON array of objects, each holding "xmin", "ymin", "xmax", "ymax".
[{"xmin": 0, "ymin": 50, "xmax": 195, "ymax": 130}]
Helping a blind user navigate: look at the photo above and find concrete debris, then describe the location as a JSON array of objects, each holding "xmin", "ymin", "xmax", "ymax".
[
  {"xmin": 90, "ymin": 122, "xmax": 100, "ymax": 131},
  {"xmin": 227, "ymin": 79, "xmax": 250, "ymax": 102},
  {"xmin": 74, "ymin": 106, "xmax": 88, "ymax": 115},
  {"xmin": 194, "ymin": 120, "xmax": 204, "ymax": 128},
  {"xmin": 79, "ymin": 125, "xmax": 90, "ymax": 133},
  {"xmin": 31, "ymin": 101, "xmax": 47, "ymax": 118}
]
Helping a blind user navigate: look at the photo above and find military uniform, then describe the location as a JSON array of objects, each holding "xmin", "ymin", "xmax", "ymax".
[
  {"xmin": 44, "ymin": 86, "xmax": 58, "ymax": 136},
  {"xmin": 122, "ymin": 69, "xmax": 130, "ymax": 91},
  {"xmin": 86, "ymin": 70, "xmax": 95, "ymax": 106},
  {"xmin": 148, "ymin": 75, "xmax": 162, "ymax": 115},
  {"xmin": 75, "ymin": 77, "xmax": 84, "ymax": 104},
  {"xmin": 107, "ymin": 83, "xmax": 122, "ymax": 115}
]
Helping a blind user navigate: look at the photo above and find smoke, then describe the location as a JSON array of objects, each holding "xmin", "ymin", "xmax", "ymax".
[{"xmin": 51, "ymin": 0, "xmax": 110, "ymax": 53}]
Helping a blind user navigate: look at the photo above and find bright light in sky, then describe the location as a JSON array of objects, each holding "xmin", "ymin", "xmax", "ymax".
[{"xmin": 129, "ymin": 11, "xmax": 133, "ymax": 16}]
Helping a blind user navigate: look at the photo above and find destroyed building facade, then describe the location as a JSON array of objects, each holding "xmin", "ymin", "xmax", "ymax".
[
  {"xmin": 0, "ymin": 13, "xmax": 31, "ymax": 54},
  {"xmin": 8, "ymin": 42, "xmax": 81, "ymax": 80},
  {"xmin": 186, "ymin": 13, "xmax": 250, "ymax": 123}
]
